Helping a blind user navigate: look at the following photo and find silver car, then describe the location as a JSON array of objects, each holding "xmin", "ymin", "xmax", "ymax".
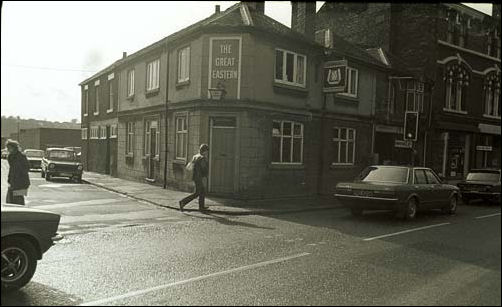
[{"xmin": 1, "ymin": 204, "xmax": 62, "ymax": 291}]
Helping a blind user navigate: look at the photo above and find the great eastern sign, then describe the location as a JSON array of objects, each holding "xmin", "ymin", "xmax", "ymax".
[{"xmin": 208, "ymin": 36, "xmax": 242, "ymax": 100}]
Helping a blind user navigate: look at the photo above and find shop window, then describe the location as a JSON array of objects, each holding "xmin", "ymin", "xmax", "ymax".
[{"xmin": 271, "ymin": 120, "xmax": 303, "ymax": 164}]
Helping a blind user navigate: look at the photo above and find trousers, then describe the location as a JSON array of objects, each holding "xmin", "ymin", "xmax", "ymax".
[
  {"xmin": 6, "ymin": 188, "xmax": 25, "ymax": 205},
  {"xmin": 180, "ymin": 179, "xmax": 206, "ymax": 208}
]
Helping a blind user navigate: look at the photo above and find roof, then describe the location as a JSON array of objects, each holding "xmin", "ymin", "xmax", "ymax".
[
  {"xmin": 79, "ymin": 2, "xmax": 323, "ymax": 86},
  {"xmin": 366, "ymin": 47, "xmax": 417, "ymax": 75},
  {"xmin": 328, "ymin": 34, "xmax": 388, "ymax": 68}
]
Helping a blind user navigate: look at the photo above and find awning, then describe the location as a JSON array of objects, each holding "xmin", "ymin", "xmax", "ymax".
[
  {"xmin": 436, "ymin": 121, "xmax": 479, "ymax": 133},
  {"xmin": 479, "ymin": 123, "xmax": 501, "ymax": 135}
]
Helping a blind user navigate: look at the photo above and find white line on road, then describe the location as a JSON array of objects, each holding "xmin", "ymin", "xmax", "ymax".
[
  {"xmin": 79, "ymin": 252, "xmax": 310, "ymax": 306},
  {"xmin": 363, "ymin": 223, "xmax": 451, "ymax": 241},
  {"xmin": 475, "ymin": 212, "xmax": 501, "ymax": 219}
]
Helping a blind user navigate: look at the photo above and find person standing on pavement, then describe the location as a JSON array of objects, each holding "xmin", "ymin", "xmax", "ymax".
[
  {"xmin": 179, "ymin": 144, "xmax": 209, "ymax": 212},
  {"xmin": 5, "ymin": 139, "xmax": 30, "ymax": 205}
]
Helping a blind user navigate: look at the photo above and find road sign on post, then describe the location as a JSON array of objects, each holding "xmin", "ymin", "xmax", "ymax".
[{"xmin": 404, "ymin": 111, "xmax": 419, "ymax": 141}]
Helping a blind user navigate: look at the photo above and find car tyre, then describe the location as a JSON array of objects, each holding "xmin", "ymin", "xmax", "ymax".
[
  {"xmin": 350, "ymin": 208, "xmax": 363, "ymax": 217},
  {"xmin": 442, "ymin": 195, "xmax": 457, "ymax": 215},
  {"xmin": 1, "ymin": 238, "xmax": 38, "ymax": 292},
  {"xmin": 400, "ymin": 197, "xmax": 417, "ymax": 220}
]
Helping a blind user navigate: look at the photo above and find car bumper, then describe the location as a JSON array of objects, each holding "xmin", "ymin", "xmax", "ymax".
[
  {"xmin": 47, "ymin": 171, "xmax": 82, "ymax": 177},
  {"xmin": 461, "ymin": 191, "xmax": 501, "ymax": 200},
  {"xmin": 334, "ymin": 194, "xmax": 401, "ymax": 210}
]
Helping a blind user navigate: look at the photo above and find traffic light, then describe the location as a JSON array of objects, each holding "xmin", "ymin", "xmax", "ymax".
[{"xmin": 404, "ymin": 111, "xmax": 419, "ymax": 141}]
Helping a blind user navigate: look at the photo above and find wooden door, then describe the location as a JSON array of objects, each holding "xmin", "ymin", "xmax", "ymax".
[{"xmin": 210, "ymin": 117, "xmax": 236, "ymax": 194}]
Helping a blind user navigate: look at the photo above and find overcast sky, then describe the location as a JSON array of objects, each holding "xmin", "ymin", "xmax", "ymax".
[{"xmin": 0, "ymin": 2, "xmax": 493, "ymax": 122}]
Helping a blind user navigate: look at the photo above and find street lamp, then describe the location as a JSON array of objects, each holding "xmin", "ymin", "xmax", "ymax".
[{"xmin": 208, "ymin": 83, "xmax": 226, "ymax": 100}]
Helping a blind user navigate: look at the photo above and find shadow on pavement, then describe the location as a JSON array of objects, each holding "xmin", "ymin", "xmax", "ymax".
[
  {"xmin": 183, "ymin": 211, "xmax": 275, "ymax": 230},
  {"xmin": 0, "ymin": 282, "xmax": 82, "ymax": 306}
]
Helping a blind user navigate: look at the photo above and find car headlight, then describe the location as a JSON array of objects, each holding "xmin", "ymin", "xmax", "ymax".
[
  {"xmin": 77, "ymin": 165, "xmax": 83, "ymax": 170},
  {"xmin": 49, "ymin": 163, "xmax": 55, "ymax": 169}
]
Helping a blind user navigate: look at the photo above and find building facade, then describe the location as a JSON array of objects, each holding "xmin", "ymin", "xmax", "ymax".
[
  {"xmin": 79, "ymin": 61, "xmax": 120, "ymax": 176},
  {"xmin": 317, "ymin": 3, "xmax": 501, "ymax": 180},
  {"xmin": 13, "ymin": 128, "xmax": 81, "ymax": 151}
]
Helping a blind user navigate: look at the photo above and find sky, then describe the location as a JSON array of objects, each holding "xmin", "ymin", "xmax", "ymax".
[{"xmin": 0, "ymin": 1, "xmax": 493, "ymax": 122}]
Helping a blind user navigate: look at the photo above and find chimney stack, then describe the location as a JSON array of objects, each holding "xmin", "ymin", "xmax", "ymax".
[
  {"xmin": 245, "ymin": 1, "xmax": 265, "ymax": 14},
  {"xmin": 291, "ymin": 2, "xmax": 316, "ymax": 40},
  {"xmin": 122, "ymin": 52, "xmax": 127, "ymax": 59},
  {"xmin": 215, "ymin": 5, "xmax": 220, "ymax": 13}
]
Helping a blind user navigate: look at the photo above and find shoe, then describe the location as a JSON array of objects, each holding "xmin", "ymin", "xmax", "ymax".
[{"xmin": 179, "ymin": 201, "xmax": 185, "ymax": 212}]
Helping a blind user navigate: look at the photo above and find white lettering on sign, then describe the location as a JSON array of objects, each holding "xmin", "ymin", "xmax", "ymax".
[
  {"xmin": 215, "ymin": 57, "xmax": 236, "ymax": 67},
  {"xmin": 220, "ymin": 44, "xmax": 232, "ymax": 54},
  {"xmin": 212, "ymin": 70, "xmax": 239, "ymax": 79}
]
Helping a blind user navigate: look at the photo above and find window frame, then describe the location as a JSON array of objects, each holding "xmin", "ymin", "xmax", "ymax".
[
  {"xmin": 274, "ymin": 48, "xmax": 307, "ymax": 88},
  {"xmin": 405, "ymin": 80, "xmax": 425, "ymax": 113},
  {"xmin": 271, "ymin": 120, "xmax": 304, "ymax": 165},
  {"xmin": 175, "ymin": 113, "xmax": 189, "ymax": 161},
  {"xmin": 99, "ymin": 126, "xmax": 107, "ymax": 140},
  {"xmin": 332, "ymin": 127, "xmax": 356, "ymax": 166},
  {"xmin": 177, "ymin": 46, "xmax": 190, "ymax": 83},
  {"xmin": 338, "ymin": 67, "xmax": 359, "ymax": 98},
  {"xmin": 127, "ymin": 69, "xmax": 135, "ymax": 97},
  {"xmin": 146, "ymin": 59, "xmax": 160, "ymax": 92},
  {"xmin": 144, "ymin": 117, "xmax": 160, "ymax": 158},
  {"xmin": 90, "ymin": 126, "xmax": 99, "ymax": 139},
  {"xmin": 444, "ymin": 62, "xmax": 469, "ymax": 113},
  {"xmin": 110, "ymin": 124, "xmax": 118, "ymax": 139},
  {"xmin": 107, "ymin": 78, "xmax": 114, "ymax": 113},
  {"xmin": 94, "ymin": 83, "xmax": 100, "ymax": 115},
  {"xmin": 484, "ymin": 72, "xmax": 501, "ymax": 118},
  {"xmin": 83, "ymin": 85, "xmax": 89, "ymax": 116},
  {"xmin": 126, "ymin": 122, "xmax": 135, "ymax": 155},
  {"xmin": 81, "ymin": 128, "xmax": 88, "ymax": 140}
]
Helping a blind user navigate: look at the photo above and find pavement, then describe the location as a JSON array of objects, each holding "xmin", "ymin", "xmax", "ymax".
[{"xmin": 81, "ymin": 171, "xmax": 341, "ymax": 215}]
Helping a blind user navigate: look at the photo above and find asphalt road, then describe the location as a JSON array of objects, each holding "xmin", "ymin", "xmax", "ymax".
[{"xmin": 1, "ymin": 160, "xmax": 500, "ymax": 306}]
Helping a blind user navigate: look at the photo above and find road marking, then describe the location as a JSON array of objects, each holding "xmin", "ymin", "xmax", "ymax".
[
  {"xmin": 79, "ymin": 252, "xmax": 310, "ymax": 306},
  {"xmin": 475, "ymin": 212, "xmax": 501, "ymax": 219},
  {"xmin": 38, "ymin": 183, "xmax": 83, "ymax": 188},
  {"xmin": 34, "ymin": 198, "xmax": 121, "ymax": 209},
  {"xmin": 363, "ymin": 223, "xmax": 451, "ymax": 241}
]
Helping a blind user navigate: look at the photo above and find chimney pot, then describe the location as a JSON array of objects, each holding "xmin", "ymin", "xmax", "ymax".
[
  {"xmin": 122, "ymin": 52, "xmax": 127, "ymax": 59},
  {"xmin": 215, "ymin": 5, "xmax": 220, "ymax": 13}
]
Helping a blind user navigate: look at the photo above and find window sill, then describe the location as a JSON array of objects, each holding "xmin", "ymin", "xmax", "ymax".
[
  {"xmin": 443, "ymin": 108, "xmax": 467, "ymax": 115},
  {"xmin": 93, "ymin": 112, "xmax": 99, "ymax": 116},
  {"xmin": 483, "ymin": 114, "xmax": 501, "ymax": 120},
  {"xmin": 173, "ymin": 159, "xmax": 187, "ymax": 165},
  {"xmin": 125, "ymin": 153, "xmax": 134, "ymax": 158},
  {"xmin": 273, "ymin": 81, "xmax": 308, "ymax": 92},
  {"xmin": 90, "ymin": 137, "xmax": 98, "ymax": 140},
  {"xmin": 107, "ymin": 109, "xmax": 114, "ymax": 113},
  {"xmin": 83, "ymin": 113, "xmax": 88, "ymax": 117},
  {"xmin": 269, "ymin": 163, "xmax": 304, "ymax": 170},
  {"xmin": 110, "ymin": 136, "xmax": 117, "ymax": 139},
  {"xmin": 176, "ymin": 80, "xmax": 190, "ymax": 88},
  {"xmin": 126, "ymin": 94, "xmax": 135, "ymax": 101},
  {"xmin": 334, "ymin": 94, "xmax": 359, "ymax": 103},
  {"xmin": 145, "ymin": 88, "xmax": 160, "ymax": 98}
]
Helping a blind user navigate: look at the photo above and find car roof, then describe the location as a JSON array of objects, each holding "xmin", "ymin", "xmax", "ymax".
[
  {"xmin": 368, "ymin": 165, "xmax": 424, "ymax": 170},
  {"xmin": 46, "ymin": 147, "xmax": 74, "ymax": 151},
  {"xmin": 24, "ymin": 149, "xmax": 43, "ymax": 152},
  {"xmin": 469, "ymin": 169, "xmax": 501, "ymax": 173}
]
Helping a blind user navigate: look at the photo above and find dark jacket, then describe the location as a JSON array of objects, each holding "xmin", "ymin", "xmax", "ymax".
[
  {"xmin": 7, "ymin": 151, "xmax": 30, "ymax": 190},
  {"xmin": 192, "ymin": 154, "xmax": 208, "ymax": 182}
]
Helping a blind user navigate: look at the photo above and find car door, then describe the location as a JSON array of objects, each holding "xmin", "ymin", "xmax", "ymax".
[
  {"xmin": 413, "ymin": 169, "xmax": 433, "ymax": 208},
  {"xmin": 424, "ymin": 169, "xmax": 447, "ymax": 208}
]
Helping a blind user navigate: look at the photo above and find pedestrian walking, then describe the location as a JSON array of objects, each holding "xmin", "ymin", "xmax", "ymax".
[
  {"xmin": 5, "ymin": 139, "xmax": 30, "ymax": 205},
  {"xmin": 179, "ymin": 144, "xmax": 209, "ymax": 211}
]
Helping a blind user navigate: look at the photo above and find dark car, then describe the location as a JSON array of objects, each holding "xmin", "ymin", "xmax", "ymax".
[
  {"xmin": 41, "ymin": 148, "xmax": 83, "ymax": 183},
  {"xmin": 334, "ymin": 165, "xmax": 460, "ymax": 220},
  {"xmin": 1, "ymin": 203, "xmax": 62, "ymax": 291},
  {"xmin": 457, "ymin": 169, "xmax": 501, "ymax": 204},
  {"xmin": 24, "ymin": 149, "xmax": 44, "ymax": 170}
]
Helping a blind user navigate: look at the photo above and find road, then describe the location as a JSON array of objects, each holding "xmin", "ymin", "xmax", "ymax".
[{"xmin": 1, "ymin": 159, "xmax": 501, "ymax": 306}]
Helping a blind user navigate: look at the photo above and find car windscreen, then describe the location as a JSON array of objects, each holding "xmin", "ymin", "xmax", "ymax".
[
  {"xmin": 48, "ymin": 150, "xmax": 76, "ymax": 161},
  {"xmin": 358, "ymin": 166, "xmax": 409, "ymax": 184},
  {"xmin": 466, "ymin": 172, "xmax": 500, "ymax": 182},
  {"xmin": 25, "ymin": 151, "xmax": 44, "ymax": 158}
]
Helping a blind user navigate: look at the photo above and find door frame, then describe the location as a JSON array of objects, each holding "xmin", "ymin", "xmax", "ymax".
[
  {"xmin": 208, "ymin": 112, "xmax": 240, "ymax": 194},
  {"xmin": 144, "ymin": 115, "xmax": 160, "ymax": 181}
]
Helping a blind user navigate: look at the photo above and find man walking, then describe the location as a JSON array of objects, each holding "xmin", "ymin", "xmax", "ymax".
[
  {"xmin": 179, "ymin": 144, "xmax": 209, "ymax": 212},
  {"xmin": 5, "ymin": 139, "xmax": 30, "ymax": 205}
]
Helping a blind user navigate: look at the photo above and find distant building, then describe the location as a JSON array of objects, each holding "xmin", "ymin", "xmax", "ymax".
[{"xmin": 11, "ymin": 127, "xmax": 81, "ymax": 151}]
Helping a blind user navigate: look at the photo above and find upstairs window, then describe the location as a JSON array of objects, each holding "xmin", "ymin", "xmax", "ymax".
[
  {"xmin": 146, "ymin": 59, "xmax": 160, "ymax": 91},
  {"xmin": 275, "ymin": 49, "xmax": 306, "ymax": 87},
  {"xmin": 83, "ymin": 85, "xmax": 89, "ymax": 116},
  {"xmin": 484, "ymin": 72, "xmax": 501, "ymax": 118},
  {"xmin": 177, "ymin": 46, "xmax": 190, "ymax": 83},
  {"xmin": 94, "ymin": 80, "xmax": 100, "ymax": 115},
  {"xmin": 444, "ymin": 61, "xmax": 469, "ymax": 113},
  {"xmin": 108, "ymin": 79, "xmax": 114, "ymax": 112},
  {"xmin": 339, "ymin": 67, "xmax": 358, "ymax": 98},
  {"xmin": 127, "ymin": 69, "xmax": 135, "ymax": 97}
]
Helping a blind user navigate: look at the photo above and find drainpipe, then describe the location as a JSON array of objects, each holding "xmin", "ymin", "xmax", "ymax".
[{"xmin": 163, "ymin": 47, "xmax": 170, "ymax": 189}]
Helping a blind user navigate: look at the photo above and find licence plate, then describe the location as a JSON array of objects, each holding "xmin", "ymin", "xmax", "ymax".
[{"xmin": 354, "ymin": 190, "xmax": 373, "ymax": 197}]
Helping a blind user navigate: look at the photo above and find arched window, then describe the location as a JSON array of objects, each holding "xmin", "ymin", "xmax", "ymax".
[
  {"xmin": 444, "ymin": 61, "xmax": 470, "ymax": 112},
  {"xmin": 484, "ymin": 72, "xmax": 501, "ymax": 117}
]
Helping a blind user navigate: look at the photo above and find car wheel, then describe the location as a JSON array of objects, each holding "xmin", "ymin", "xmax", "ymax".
[
  {"xmin": 77, "ymin": 175, "xmax": 82, "ymax": 184},
  {"xmin": 350, "ymin": 208, "xmax": 363, "ymax": 217},
  {"xmin": 1, "ymin": 238, "xmax": 38, "ymax": 292},
  {"xmin": 442, "ymin": 195, "xmax": 457, "ymax": 215},
  {"xmin": 45, "ymin": 174, "xmax": 51, "ymax": 181},
  {"xmin": 402, "ymin": 197, "xmax": 417, "ymax": 220}
]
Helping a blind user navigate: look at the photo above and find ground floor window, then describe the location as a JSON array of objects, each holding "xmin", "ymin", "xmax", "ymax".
[
  {"xmin": 99, "ymin": 126, "xmax": 107, "ymax": 139},
  {"xmin": 271, "ymin": 120, "xmax": 303, "ymax": 164},
  {"xmin": 126, "ymin": 122, "xmax": 134, "ymax": 155},
  {"xmin": 333, "ymin": 127, "xmax": 356, "ymax": 165},
  {"xmin": 110, "ymin": 124, "xmax": 118, "ymax": 139},
  {"xmin": 175, "ymin": 115, "xmax": 188, "ymax": 160},
  {"xmin": 81, "ymin": 128, "xmax": 88, "ymax": 140},
  {"xmin": 90, "ymin": 126, "xmax": 99, "ymax": 139}
]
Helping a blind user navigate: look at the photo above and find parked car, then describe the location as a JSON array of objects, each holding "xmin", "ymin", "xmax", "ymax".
[
  {"xmin": 64, "ymin": 147, "xmax": 82, "ymax": 161},
  {"xmin": 24, "ymin": 149, "xmax": 45, "ymax": 170},
  {"xmin": 457, "ymin": 169, "xmax": 501, "ymax": 205},
  {"xmin": 1, "ymin": 148, "xmax": 8, "ymax": 159},
  {"xmin": 334, "ymin": 165, "xmax": 460, "ymax": 220},
  {"xmin": 1, "ymin": 203, "xmax": 62, "ymax": 291},
  {"xmin": 41, "ymin": 148, "xmax": 83, "ymax": 183}
]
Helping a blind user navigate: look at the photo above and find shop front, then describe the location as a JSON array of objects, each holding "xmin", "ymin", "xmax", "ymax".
[{"xmin": 474, "ymin": 123, "xmax": 501, "ymax": 169}]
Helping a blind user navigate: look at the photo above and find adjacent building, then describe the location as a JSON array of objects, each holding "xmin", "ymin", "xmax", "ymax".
[
  {"xmin": 11, "ymin": 127, "xmax": 81, "ymax": 151},
  {"xmin": 316, "ymin": 3, "xmax": 501, "ymax": 180}
]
